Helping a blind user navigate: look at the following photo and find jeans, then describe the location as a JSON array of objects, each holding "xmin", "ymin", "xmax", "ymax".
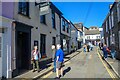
[
  {"xmin": 111, "ymin": 51, "xmax": 116, "ymax": 59},
  {"xmin": 103, "ymin": 51, "xmax": 108, "ymax": 59},
  {"xmin": 84, "ymin": 48, "xmax": 86, "ymax": 52},
  {"xmin": 32, "ymin": 60, "xmax": 39, "ymax": 71},
  {"xmin": 54, "ymin": 60, "xmax": 56, "ymax": 72},
  {"xmin": 91, "ymin": 47, "xmax": 93, "ymax": 51}
]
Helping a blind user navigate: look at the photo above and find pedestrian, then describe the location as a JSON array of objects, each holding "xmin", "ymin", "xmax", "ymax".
[
  {"xmin": 102, "ymin": 44, "xmax": 108, "ymax": 60},
  {"xmin": 55, "ymin": 44, "xmax": 64, "ymax": 79},
  {"xmin": 83, "ymin": 44, "xmax": 87, "ymax": 52},
  {"xmin": 87, "ymin": 44, "xmax": 90, "ymax": 52},
  {"xmin": 110, "ymin": 42, "xmax": 116, "ymax": 60},
  {"xmin": 52, "ymin": 45, "xmax": 56, "ymax": 72},
  {"xmin": 90, "ymin": 43, "xmax": 94, "ymax": 51},
  {"xmin": 31, "ymin": 46, "xmax": 41, "ymax": 72}
]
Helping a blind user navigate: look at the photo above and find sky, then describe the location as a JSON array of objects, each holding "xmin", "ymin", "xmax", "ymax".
[{"xmin": 52, "ymin": 2, "xmax": 114, "ymax": 28}]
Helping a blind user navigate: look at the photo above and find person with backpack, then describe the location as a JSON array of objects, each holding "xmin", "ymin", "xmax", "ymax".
[{"xmin": 31, "ymin": 46, "xmax": 41, "ymax": 72}]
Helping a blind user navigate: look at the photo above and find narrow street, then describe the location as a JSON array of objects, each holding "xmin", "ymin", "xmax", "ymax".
[{"xmin": 41, "ymin": 47, "xmax": 117, "ymax": 78}]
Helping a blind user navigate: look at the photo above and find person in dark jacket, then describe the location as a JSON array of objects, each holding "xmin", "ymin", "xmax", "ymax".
[
  {"xmin": 52, "ymin": 45, "xmax": 56, "ymax": 72},
  {"xmin": 102, "ymin": 44, "xmax": 108, "ymax": 60},
  {"xmin": 87, "ymin": 44, "xmax": 90, "ymax": 52}
]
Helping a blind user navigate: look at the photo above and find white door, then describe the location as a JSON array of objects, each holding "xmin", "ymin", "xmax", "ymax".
[{"xmin": 0, "ymin": 33, "xmax": 2, "ymax": 78}]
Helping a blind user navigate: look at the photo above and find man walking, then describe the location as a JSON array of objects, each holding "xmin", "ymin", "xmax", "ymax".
[{"xmin": 55, "ymin": 44, "xmax": 64, "ymax": 79}]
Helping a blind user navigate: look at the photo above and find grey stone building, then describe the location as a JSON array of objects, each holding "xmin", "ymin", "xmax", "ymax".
[{"xmin": 102, "ymin": 1, "xmax": 120, "ymax": 59}]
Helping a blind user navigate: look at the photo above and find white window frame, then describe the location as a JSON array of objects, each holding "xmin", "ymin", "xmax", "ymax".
[
  {"xmin": 110, "ymin": 35, "xmax": 112, "ymax": 44},
  {"xmin": 111, "ymin": 11, "xmax": 114, "ymax": 27},
  {"xmin": 106, "ymin": 20, "xmax": 108, "ymax": 32},
  {"xmin": 112, "ymin": 33, "xmax": 115, "ymax": 43},
  {"xmin": 109, "ymin": 16, "xmax": 111, "ymax": 30},
  {"xmin": 117, "ymin": 2, "xmax": 120, "ymax": 22},
  {"xmin": 106, "ymin": 37, "xmax": 109, "ymax": 46}
]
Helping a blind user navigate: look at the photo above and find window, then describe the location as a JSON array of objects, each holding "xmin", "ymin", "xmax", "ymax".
[
  {"xmin": 109, "ymin": 16, "xmax": 111, "ymax": 30},
  {"xmin": 18, "ymin": 1, "xmax": 29, "ymax": 16},
  {"xmin": 40, "ymin": 34, "xmax": 46, "ymax": 57},
  {"xmin": 111, "ymin": 11, "xmax": 114, "ymax": 27},
  {"xmin": 112, "ymin": 34, "xmax": 115, "ymax": 43},
  {"xmin": 110, "ymin": 35, "xmax": 112, "ymax": 44},
  {"xmin": 117, "ymin": 3, "xmax": 120, "ymax": 22},
  {"xmin": 106, "ymin": 20, "xmax": 108, "ymax": 32},
  {"xmin": 106, "ymin": 37, "xmax": 109, "ymax": 46},
  {"xmin": 52, "ymin": 37, "xmax": 56, "ymax": 45},
  {"xmin": 66, "ymin": 23, "xmax": 69, "ymax": 33},
  {"xmin": 52, "ymin": 10, "xmax": 56, "ymax": 29},
  {"xmin": 40, "ymin": 15, "xmax": 46, "ymax": 24},
  {"xmin": 62, "ymin": 19, "xmax": 65, "ymax": 31},
  {"xmin": 96, "ymin": 36, "xmax": 100, "ymax": 39},
  {"xmin": 87, "ymin": 36, "xmax": 90, "ymax": 39},
  {"xmin": 0, "ymin": 37, "xmax": 1, "ymax": 57}
]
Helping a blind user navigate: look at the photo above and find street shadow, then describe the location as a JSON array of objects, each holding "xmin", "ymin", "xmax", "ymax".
[{"xmin": 63, "ymin": 67, "xmax": 71, "ymax": 76}]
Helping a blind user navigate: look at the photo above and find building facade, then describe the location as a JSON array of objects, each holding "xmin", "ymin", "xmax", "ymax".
[
  {"xmin": 85, "ymin": 27, "xmax": 101, "ymax": 45},
  {"xmin": 102, "ymin": 2, "xmax": 120, "ymax": 59},
  {"xmin": 1, "ymin": 1, "xmax": 63, "ymax": 78},
  {"xmin": 60, "ymin": 16, "xmax": 71, "ymax": 55},
  {"xmin": 70, "ymin": 22, "xmax": 78, "ymax": 52}
]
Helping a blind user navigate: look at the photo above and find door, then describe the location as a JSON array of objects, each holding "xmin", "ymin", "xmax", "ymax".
[
  {"xmin": 16, "ymin": 31, "xmax": 29, "ymax": 71},
  {"xmin": 40, "ymin": 34, "xmax": 46, "ymax": 58}
]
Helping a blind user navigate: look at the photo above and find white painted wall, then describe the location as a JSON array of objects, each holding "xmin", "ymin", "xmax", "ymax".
[{"xmin": 0, "ymin": 16, "xmax": 12, "ymax": 78}]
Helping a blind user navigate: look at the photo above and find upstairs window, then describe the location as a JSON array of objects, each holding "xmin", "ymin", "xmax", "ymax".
[
  {"xmin": 18, "ymin": 1, "xmax": 29, "ymax": 16},
  {"xmin": 117, "ymin": 3, "xmax": 120, "ymax": 22},
  {"xmin": 111, "ymin": 11, "xmax": 114, "ymax": 27},
  {"xmin": 62, "ymin": 19, "xmax": 65, "ymax": 31},
  {"xmin": 40, "ymin": 15, "xmax": 46, "ymax": 24},
  {"xmin": 106, "ymin": 20, "xmax": 108, "ymax": 32},
  {"xmin": 52, "ymin": 10, "xmax": 56, "ymax": 29}
]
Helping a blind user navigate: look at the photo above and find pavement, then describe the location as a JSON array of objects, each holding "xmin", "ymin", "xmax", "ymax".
[
  {"xmin": 98, "ymin": 48, "xmax": 120, "ymax": 78},
  {"xmin": 41, "ymin": 47, "xmax": 115, "ymax": 78},
  {"xmin": 14, "ymin": 48, "xmax": 82, "ymax": 79}
]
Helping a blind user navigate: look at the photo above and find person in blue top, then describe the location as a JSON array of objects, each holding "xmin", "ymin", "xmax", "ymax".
[{"xmin": 55, "ymin": 44, "xmax": 64, "ymax": 79}]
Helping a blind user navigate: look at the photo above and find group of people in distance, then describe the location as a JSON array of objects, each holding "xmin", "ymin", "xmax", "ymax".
[
  {"xmin": 83, "ymin": 42, "xmax": 94, "ymax": 52},
  {"xmin": 31, "ymin": 44, "xmax": 64, "ymax": 79},
  {"xmin": 99, "ymin": 42, "xmax": 116, "ymax": 60}
]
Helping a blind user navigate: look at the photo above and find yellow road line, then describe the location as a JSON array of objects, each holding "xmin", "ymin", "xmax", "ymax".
[
  {"xmin": 42, "ymin": 71, "xmax": 53, "ymax": 78},
  {"xmin": 97, "ymin": 49, "xmax": 115, "ymax": 79}
]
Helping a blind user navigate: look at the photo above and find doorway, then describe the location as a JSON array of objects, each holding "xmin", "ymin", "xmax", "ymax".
[
  {"xmin": 16, "ymin": 31, "xmax": 30, "ymax": 72},
  {"xmin": 40, "ymin": 34, "xmax": 46, "ymax": 58}
]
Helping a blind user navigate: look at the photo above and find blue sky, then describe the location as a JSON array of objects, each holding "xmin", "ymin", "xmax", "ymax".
[{"xmin": 52, "ymin": 2, "xmax": 113, "ymax": 28}]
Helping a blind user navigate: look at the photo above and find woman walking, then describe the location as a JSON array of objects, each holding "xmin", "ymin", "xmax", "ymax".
[{"xmin": 31, "ymin": 46, "xmax": 41, "ymax": 72}]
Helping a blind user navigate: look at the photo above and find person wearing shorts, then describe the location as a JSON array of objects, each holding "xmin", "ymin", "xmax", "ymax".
[{"xmin": 55, "ymin": 44, "xmax": 64, "ymax": 79}]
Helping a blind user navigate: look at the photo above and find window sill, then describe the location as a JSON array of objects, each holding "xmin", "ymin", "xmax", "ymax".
[{"xmin": 18, "ymin": 13, "xmax": 31, "ymax": 19}]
